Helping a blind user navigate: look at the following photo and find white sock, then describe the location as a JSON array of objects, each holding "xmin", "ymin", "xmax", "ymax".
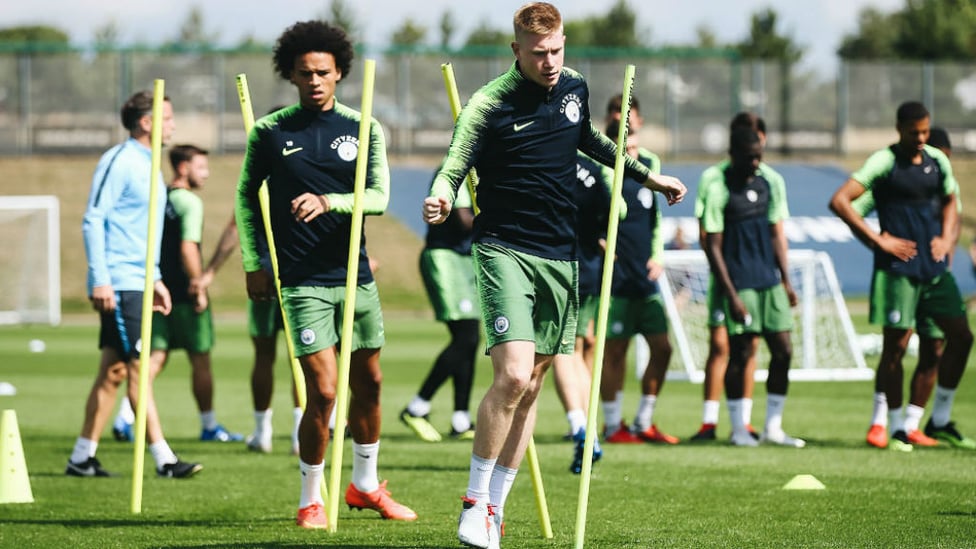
[
  {"xmin": 742, "ymin": 398, "xmax": 754, "ymax": 428},
  {"xmin": 299, "ymin": 460, "xmax": 325, "ymax": 508},
  {"xmin": 351, "ymin": 441, "xmax": 380, "ymax": 493},
  {"xmin": 407, "ymin": 396, "xmax": 432, "ymax": 417},
  {"xmin": 149, "ymin": 440, "xmax": 178, "ymax": 468},
  {"xmin": 904, "ymin": 404, "xmax": 925, "ymax": 433},
  {"xmin": 870, "ymin": 392, "xmax": 888, "ymax": 426},
  {"xmin": 765, "ymin": 393, "xmax": 786, "ymax": 434},
  {"xmin": 602, "ymin": 399, "xmax": 622, "ymax": 433},
  {"xmin": 118, "ymin": 396, "xmax": 135, "ymax": 423},
  {"xmin": 888, "ymin": 407, "xmax": 905, "ymax": 435},
  {"xmin": 254, "ymin": 409, "xmax": 272, "ymax": 440},
  {"xmin": 566, "ymin": 409, "xmax": 587, "ymax": 435},
  {"xmin": 702, "ymin": 400, "xmax": 720, "ymax": 425},
  {"xmin": 293, "ymin": 407, "xmax": 303, "ymax": 444},
  {"xmin": 488, "ymin": 464, "xmax": 518, "ymax": 524},
  {"xmin": 634, "ymin": 394, "xmax": 657, "ymax": 431},
  {"xmin": 930, "ymin": 385, "xmax": 955, "ymax": 428},
  {"xmin": 200, "ymin": 410, "xmax": 218, "ymax": 432},
  {"xmin": 466, "ymin": 454, "xmax": 496, "ymax": 502},
  {"xmin": 70, "ymin": 437, "xmax": 95, "ymax": 463},
  {"xmin": 727, "ymin": 399, "xmax": 745, "ymax": 433},
  {"xmin": 452, "ymin": 410, "xmax": 472, "ymax": 433}
]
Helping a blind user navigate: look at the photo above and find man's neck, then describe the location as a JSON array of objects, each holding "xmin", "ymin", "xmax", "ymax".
[{"xmin": 169, "ymin": 177, "xmax": 190, "ymax": 190}]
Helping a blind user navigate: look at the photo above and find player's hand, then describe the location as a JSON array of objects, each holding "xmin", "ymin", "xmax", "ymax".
[
  {"xmin": 930, "ymin": 235, "xmax": 952, "ymax": 263},
  {"xmin": 246, "ymin": 270, "xmax": 274, "ymax": 301},
  {"xmin": 188, "ymin": 271, "xmax": 214, "ymax": 297},
  {"xmin": 90, "ymin": 284, "xmax": 116, "ymax": 313},
  {"xmin": 784, "ymin": 283, "xmax": 798, "ymax": 307},
  {"xmin": 291, "ymin": 193, "xmax": 329, "ymax": 223},
  {"xmin": 193, "ymin": 290, "xmax": 209, "ymax": 314},
  {"xmin": 729, "ymin": 295, "xmax": 750, "ymax": 325},
  {"xmin": 153, "ymin": 280, "xmax": 172, "ymax": 315},
  {"xmin": 878, "ymin": 231, "xmax": 917, "ymax": 262},
  {"xmin": 423, "ymin": 196, "xmax": 452, "ymax": 225},
  {"xmin": 646, "ymin": 259, "xmax": 664, "ymax": 281},
  {"xmin": 647, "ymin": 174, "xmax": 687, "ymax": 206}
]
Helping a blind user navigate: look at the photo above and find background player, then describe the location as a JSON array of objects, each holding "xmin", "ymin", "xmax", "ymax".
[
  {"xmin": 701, "ymin": 128, "xmax": 804, "ymax": 448},
  {"xmin": 830, "ymin": 103, "xmax": 974, "ymax": 451}
]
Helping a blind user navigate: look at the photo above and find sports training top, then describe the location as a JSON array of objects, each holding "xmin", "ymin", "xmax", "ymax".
[
  {"xmin": 82, "ymin": 137, "xmax": 165, "ymax": 294},
  {"xmin": 575, "ymin": 153, "xmax": 611, "ymax": 298},
  {"xmin": 160, "ymin": 188, "xmax": 204, "ymax": 304},
  {"xmin": 701, "ymin": 165, "xmax": 789, "ymax": 291},
  {"xmin": 429, "ymin": 62, "xmax": 653, "ymax": 261},
  {"xmin": 851, "ymin": 144, "xmax": 957, "ymax": 281},
  {"xmin": 236, "ymin": 102, "xmax": 390, "ymax": 287},
  {"xmin": 606, "ymin": 148, "xmax": 663, "ymax": 298}
]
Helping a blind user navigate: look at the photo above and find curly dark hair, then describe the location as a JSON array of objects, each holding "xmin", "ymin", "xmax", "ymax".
[{"xmin": 273, "ymin": 21, "xmax": 354, "ymax": 81}]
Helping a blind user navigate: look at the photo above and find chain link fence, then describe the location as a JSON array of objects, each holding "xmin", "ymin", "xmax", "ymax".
[{"xmin": 3, "ymin": 44, "xmax": 976, "ymax": 157}]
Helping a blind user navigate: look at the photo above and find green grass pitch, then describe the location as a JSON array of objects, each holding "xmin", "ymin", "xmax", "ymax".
[{"xmin": 1, "ymin": 313, "xmax": 975, "ymax": 548}]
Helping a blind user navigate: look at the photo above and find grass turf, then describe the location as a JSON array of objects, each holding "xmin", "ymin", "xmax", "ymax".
[{"xmin": 1, "ymin": 313, "xmax": 975, "ymax": 548}]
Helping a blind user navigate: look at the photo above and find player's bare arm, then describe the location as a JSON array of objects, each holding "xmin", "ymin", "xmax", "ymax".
[
  {"xmin": 704, "ymin": 232, "xmax": 747, "ymax": 322},
  {"xmin": 931, "ymin": 193, "xmax": 958, "ymax": 263},
  {"xmin": 291, "ymin": 192, "xmax": 330, "ymax": 223},
  {"xmin": 830, "ymin": 177, "xmax": 917, "ymax": 261},
  {"xmin": 770, "ymin": 221, "xmax": 798, "ymax": 307}
]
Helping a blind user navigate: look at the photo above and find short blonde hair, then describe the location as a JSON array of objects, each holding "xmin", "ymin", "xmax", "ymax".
[{"xmin": 513, "ymin": 2, "xmax": 562, "ymax": 38}]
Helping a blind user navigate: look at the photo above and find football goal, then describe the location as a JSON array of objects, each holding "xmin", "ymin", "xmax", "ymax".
[
  {"xmin": 0, "ymin": 196, "xmax": 60, "ymax": 325},
  {"xmin": 634, "ymin": 249, "xmax": 871, "ymax": 382}
]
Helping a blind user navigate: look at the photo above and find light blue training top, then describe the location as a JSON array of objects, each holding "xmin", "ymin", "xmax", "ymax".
[{"xmin": 82, "ymin": 137, "xmax": 166, "ymax": 294}]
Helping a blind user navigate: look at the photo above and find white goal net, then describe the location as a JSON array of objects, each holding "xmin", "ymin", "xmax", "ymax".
[
  {"xmin": 635, "ymin": 249, "xmax": 871, "ymax": 382},
  {"xmin": 0, "ymin": 196, "xmax": 60, "ymax": 325}
]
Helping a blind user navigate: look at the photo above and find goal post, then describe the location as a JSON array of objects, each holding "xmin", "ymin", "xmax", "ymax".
[
  {"xmin": 636, "ymin": 249, "xmax": 871, "ymax": 382},
  {"xmin": 0, "ymin": 196, "xmax": 60, "ymax": 325}
]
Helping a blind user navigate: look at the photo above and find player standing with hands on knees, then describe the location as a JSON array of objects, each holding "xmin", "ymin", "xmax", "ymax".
[
  {"xmin": 237, "ymin": 20, "xmax": 416, "ymax": 530},
  {"xmin": 422, "ymin": 4, "xmax": 686, "ymax": 547}
]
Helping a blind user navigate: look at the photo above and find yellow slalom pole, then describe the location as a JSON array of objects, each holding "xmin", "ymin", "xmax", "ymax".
[
  {"xmin": 131, "ymin": 79, "xmax": 165, "ymax": 514},
  {"xmin": 327, "ymin": 58, "xmax": 376, "ymax": 533},
  {"xmin": 441, "ymin": 61, "xmax": 551, "ymax": 540},
  {"xmin": 235, "ymin": 74, "xmax": 327, "ymax": 508},
  {"xmin": 235, "ymin": 74, "xmax": 308, "ymax": 411},
  {"xmin": 439, "ymin": 63, "xmax": 480, "ymax": 215},
  {"xmin": 574, "ymin": 64, "xmax": 636, "ymax": 549}
]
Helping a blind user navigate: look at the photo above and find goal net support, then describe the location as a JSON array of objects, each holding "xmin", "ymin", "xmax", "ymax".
[
  {"xmin": 0, "ymin": 196, "xmax": 60, "ymax": 325},
  {"xmin": 634, "ymin": 249, "xmax": 871, "ymax": 382}
]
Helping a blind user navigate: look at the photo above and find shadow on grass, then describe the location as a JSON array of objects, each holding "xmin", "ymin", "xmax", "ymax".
[
  {"xmin": 161, "ymin": 545, "xmax": 426, "ymax": 549},
  {"xmin": 938, "ymin": 510, "xmax": 976, "ymax": 518}
]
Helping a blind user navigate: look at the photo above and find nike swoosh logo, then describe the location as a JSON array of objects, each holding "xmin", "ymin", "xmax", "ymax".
[
  {"xmin": 513, "ymin": 121, "xmax": 535, "ymax": 132},
  {"xmin": 282, "ymin": 147, "xmax": 304, "ymax": 156},
  {"xmin": 356, "ymin": 453, "xmax": 371, "ymax": 459}
]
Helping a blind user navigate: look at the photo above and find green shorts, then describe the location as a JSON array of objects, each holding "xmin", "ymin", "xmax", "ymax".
[
  {"xmin": 248, "ymin": 298, "xmax": 284, "ymax": 338},
  {"xmin": 151, "ymin": 303, "xmax": 214, "ymax": 353},
  {"xmin": 576, "ymin": 294, "xmax": 600, "ymax": 338},
  {"xmin": 606, "ymin": 294, "xmax": 668, "ymax": 339},
  {"xmin": 726, "ymin": 283, "xmax": 793, "ymax": 336},
  {"xmin": 280, "ymin": 282, "xmax": 385, "ymax": 357},
  {"xmin": 473, "ymin": 242, "xmax": 577, "ymax": 355},
  {"xmin": 706, "ymin": 274, "xmax": 726, "ymax": 328},
  {"xmin": 869, "ymin": 270, "xmax": 966, "ymax": 329},
  {"xmin": 420, "ymin": 248, "xmax": 479, "ymax": 322}
]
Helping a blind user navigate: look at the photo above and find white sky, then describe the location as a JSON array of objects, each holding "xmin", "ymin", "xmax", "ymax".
[{"xmin": 6, "ymin": 0, "xmax": 903, "ymax": 73}]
